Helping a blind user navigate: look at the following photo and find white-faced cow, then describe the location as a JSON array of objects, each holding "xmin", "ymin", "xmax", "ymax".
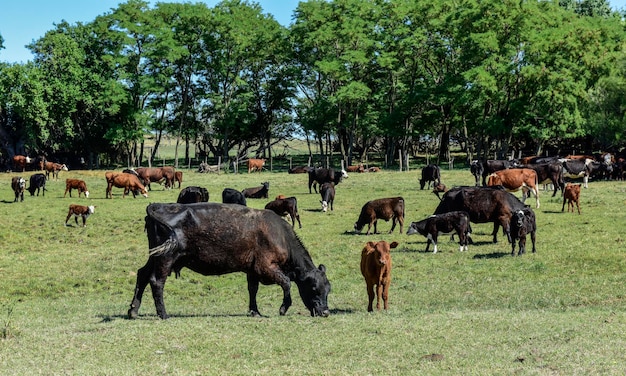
[
  {"xmin": 354, "ymin": 197, "xmax": 405, "ymax": 235},
  {"xmin": 308, "ymin": 167, "xmax": 348, "ymax": 194},
  {"xmin": 420, "ymin": 164, "xmax": 441, "ymax": 190},
  {"xmin": 509, "ymin": 207, "xmax": 537, "ymax": 256},
  {"xmin": 12, "ymin": 156, "xmax": 31, "ymax": 172},
  {"xmin": 407, "ymin": 211, "xmax": 471, "ymax": 253},
  {"xmin": 434, "ymin": 186, "xmax": 526, "ymax": 244},
  {"xmin": 242, "ymin": 182, "xmax": 269, "ymax": 199},
  {"xmin": 222, "ymin": 188, "xmax": 247, "ymax": 206},
  {"xmin": 247, "ymin": 158, "xmax": 266, "ymax": 173},
  {"xmin": 360, "ymin": 240, "xmax": 398, "ymax": 312},
  {"xmin": 177, "ymin": 186, "xmax": 209, "ymax": 204},
  {"xmin": 487, "ymin": 168, "xmax": 540, "ymax": 208},
  {"xmin": 265, "ymin": 196, "xmax": 302, "ymax": 228},
  {"xmin": 11, "ymin": 176, "xmax": 26, "ymax": 202},
  {"xmin": 44, "ymin": 161, "xmax": 68, "ymax": 180},
  {"xmin": 27, "ymin": 173, "xmax": 47, "ymax": 196},
  {"xmin": 128, "ymin": 203, "xmax": 331, "ymax": 319},
  {"xmin": 65, "ymin": 204, "xmax": 95, "ymax": 227},
  {"xmin": 319, "ymin": 182, "xmax": 335, "ymax": 212},
  {"xmin": 64, "ymin": 179, "xmax": 90, "ymax": 198}
]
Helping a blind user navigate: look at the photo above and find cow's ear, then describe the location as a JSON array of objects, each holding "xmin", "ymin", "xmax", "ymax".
[
  {"xmin": 318, "ymin": 264, "xmax": 326, "ymax": 273},
  {"xmin": 389, "ymin": 241, "xmax": 399, "ymax": 249},
  {"xmin": 366, "ymin": 241, "xmax": 376, "ymax": 249}
]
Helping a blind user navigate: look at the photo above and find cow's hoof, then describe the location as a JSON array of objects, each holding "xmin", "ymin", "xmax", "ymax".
[
  {"xmin": 128, "ymin": 309, "xmax": 138, "ymax": 319},
  {"xmin": 248, "ymin": 310, "xmax": 262, "ymax": 318}
]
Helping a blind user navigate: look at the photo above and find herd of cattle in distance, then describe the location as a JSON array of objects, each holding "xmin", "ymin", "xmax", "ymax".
[{"xmin": 5, "ymin": 152, "xmax": 618, "ymax": 317}]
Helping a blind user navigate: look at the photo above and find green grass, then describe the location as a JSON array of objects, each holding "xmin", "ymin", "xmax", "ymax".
[{"xmin": 0, "ymin": 167, "xmax": 625, "ymax": 374}]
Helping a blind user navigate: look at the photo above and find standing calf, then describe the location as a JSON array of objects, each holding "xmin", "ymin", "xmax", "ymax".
[
  {"xmin": 510, "ymin": 207, "xmax": 537, "ymax": 256},
  {"xmin": 360, "ymin": 240, "xmax": 398, "ymax": 312},
  {"xmin": 319, "ymin": 182, "xmax": 335, "ymax": 212},
  {"xmin": 562, "ymin": 183, "xmax": 581, "ymax": 214},
  {"xmin": 264, "ymin": 196, "xmax": 302, "ymax": 229},
  {"xmin": 65, "ymin": 204, "xmax": 95, "ymax": 227},
  {"xmin": 406, "ymin": 211, "xmax": 471, "ymax": 253},
  {"xmin": 11, "ymin": 177, "xmax": 26, "ymax": 202},
  {"xmin": 354, "ymin": 197, "xmax": 405, "ymax": 235},
  {"xmin": 64, "ymin": 179, "xmax": 90, "ymax": 198}
]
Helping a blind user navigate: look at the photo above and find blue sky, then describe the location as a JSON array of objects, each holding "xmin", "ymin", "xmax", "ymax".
[{"xmin": 1, "ymin": 0, "xmax": 625, "ymax": 64}]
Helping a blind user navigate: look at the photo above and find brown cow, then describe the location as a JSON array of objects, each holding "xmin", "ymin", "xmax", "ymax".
[
  {"xmin": 135, "ymin": 167, "xmax": 175, "ymax": 190},
  {"xmin": 174, "ymin": 171, "xmax": 183, "ymax": 188},
  {"xmin": 264, "ymin": 196, "xmax": 302, "ymax": 229},
  {"xmin": 562, "ymin": 183, "xmax": 581, "ymax": 214},
  {"xmin": 105, "ymin": 172, "xmax": 148, "ymax": 198},
  {"xmin": 487, "ymin": 168, "xmax": 540, "ymax": 208},
  {"xmin": 247, "ymin": 158, "xmax": 266, "ymax": 173},
  {"xmin": 64, "ymin": 179, "xmax": 89, "ymax": 198},
  {"xmin": 65, "ymin": 204, "xmax": 95, "ymax": 227},
  {"xmin": 346, "ymin": 164, "xmax": 364, "ymax": 173},
  {"xmin": 12, "ymin": 155, "xmax": 31, "ymax": 172},
  {"xmin": 354, "ymin": 197, "xmax": 405, "ymax": 235},
  {"xmin": 44, "ymin": 161, "xmax": 69, "ymax": 180},
  {"xmin": 360, "ymin": 240, "xmax": 398, "ymax": 312}
]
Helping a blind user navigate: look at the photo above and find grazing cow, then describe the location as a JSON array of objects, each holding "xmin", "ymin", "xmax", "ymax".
[
  {"xmin": 11, "ymin": 177, "xmax": 26, "ymax": 202},
  {"xmin": 308, "ymin": 167, "xmax": 348, "ymax": 194},
  {"xmin": 561, "ymin": 158, "xmax": 610, "ymax": 188},
  {"xmin": 64, "ymin": 179, "xmax": 90, "ymax": 198},
  {"xmin": 247, "ymin": 158, "xmax": 266, "ymax": 173},
  {"xmin": 406, "ymin": 211, "xmax": 471, "ymax": 253},
  {"xmin": 434, "ymin": 186, "xmax": 526, "ymax": 244},
  {"xmin": 128, "ymin": 203, "xmax": 331, "ymax": 319},
  {"xmin": 265, "ymin": 196, "xmax": 302, "ymax": 229},
  {"xmin": 65, "ymin": 204, "xmax": 95, "ymax": 227},
  {"xmin": 487, "ymin": 168, "xmax": 540, "ymax": 208},
  {"xmin": 520, "ymin": 162, "xmax": 564, "ymax": 197},
  {"xmin": 12, "ymin": 155, "xmax": 31, "ymax": 172},
  {"xmin": 346, "ymin": 164, "xmax": 365, "ymax": 173},
  {"xmin": 288, "ymin": 166, "xmax": 313, "ymax": 174},
  {"xmin": 27, "ymin": 173, "xmax": 47, "ymax": 196},
  {"xmin": 222, "ymin": 188, "xmax": 247, "ymax": 206},
  {"xmin": 360, "ymin": 240, "xmax": 398, "ymax": 312},
  {"xmin": 562, "ymin": 183, "xmax": 581, "ymax": 214},
  {"xmin": 44, "ymin": 161, "xmax": 68, "ymax": 180},
  {"xmin": 354, "ymin": 197, "xmax": 405, "ymax": 235},
  {"xmin": 177, "ymin": 186, "xmax": 209, "ymax": 204},
  {"xmin": 420, "ymin": 164, "xmax": 441, "ymax": 190},
  {"xmin": 319, "ymin": 182, "xmax": 335, "ymax": 212},
  {"xmin": 105, "ymin": 172, "xmax": 148, "ymax": 198},
  {"xmin": 242, "ymin": 182, "xmax": 269, "ymax": 199},
  {"xmin": 509, "ymin": 207, "xmax": 537, "ymax": 256},
  {"xmin": 432, "ymin": 183, "xmax": 448, "ymax": 200},
  {"xmin": 174, "ymin": 171, "xmax": 183, "ymax": 188},
  {"xmin": 135, "ymin": 167, "xmax": 175, "ymax": 190},
  {"xmin": 471, "ymin": 159, "xmax": 519, "ymax": 186}
]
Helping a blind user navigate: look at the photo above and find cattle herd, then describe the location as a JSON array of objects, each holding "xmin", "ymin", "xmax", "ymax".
[{"xmin": 6, "ymin": 151, "xmax": 622, "ymax": 317}]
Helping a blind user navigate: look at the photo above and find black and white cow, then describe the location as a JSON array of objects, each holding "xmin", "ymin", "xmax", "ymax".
[
  {"xmin": 308, "ymin": 167, "xmax": 348, "ymax": 194},
  {"xmin": 11, "ymin": 176, "xmax": 26, "ymax": 202},
  {"xmin": 406, "ymin": 211, "xmax": 471, "ymax": 253},
  {"xmin": 509, "ymin": 207, "xmax": 537, "ymax": 256},
  {"xmin": 560, "ymin": 158, "xmax": 611, "ymax": 188}
]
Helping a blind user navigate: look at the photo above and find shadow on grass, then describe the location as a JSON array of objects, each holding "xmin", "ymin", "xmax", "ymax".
[
  {"xmin": 101, "ymin": 309, "xmax": 354, "ymax": 321},
  {"xmin": 472, "ymin": 252, "xmax": 510, "ymax": 259}
]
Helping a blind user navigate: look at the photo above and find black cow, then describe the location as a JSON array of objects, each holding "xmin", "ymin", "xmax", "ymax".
[
  {"xmin": 27, "ymin": 173, "xmax": 47, "ymax": 196},
  {"xmin": 222, "ymin": 188, "xmax": 247, "ymax": 206},
  {"xmin": 561, "ymin": 158, "xmax": 611, "ymax": 188},
  {"xmin": 471, "ymin": 159, "xmax": 519, "ymax": 186},
  {"xmin": 177, "ymin": 186, "xmax": 209, "ymax": 204},
  {"xmin": 420, "ymin": 165, "xmax": 441, "ymax": 190},
  {"xmin": 265, "ymin": 196, "xmax": 302, "ymax": 228},
  {"xmin": 242, "ymin": 182, "xmax": 269, "ymax": 199},
  {"xmin": 407, "ymin": 211, "xmax": 471, "ymax": 253},
  {"xmin": 128, "ymin": 203, "xmax": 331, "ymax": 319},
  {"xmin": 509, "ymin": 207, "xmax": 537, "ymax": 256},
  {"xmin": 308, "ymin": 168, "xmax": 348, "ymax": 194},
  {"xmin": 434, "ymin": 186, "xmax": 526, "ymax": 244},
  {"xmin": 519, "ymin": 162, "xmax": 564, "ymax": 197},
  {"xmin": 319, "ymin": 182, "xmax": 335, "ymax": 212}
]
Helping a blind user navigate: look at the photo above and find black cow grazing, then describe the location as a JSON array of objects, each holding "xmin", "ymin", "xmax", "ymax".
[
  {"xmin": 561, "ymin": 158, "xmax": 611, "ymax": 188},
  {"xmin": 242, "ymin": 182, "xmax": 270, "ymax": 199},
  {"xmin": 509, "ymin": 207, "xmax": 537, "ymax": 256},
  {"xmin": 320, "ymin": 182, "xmax": 335, "ymax": 212},
  {"xmin": 520, "ymin": 162, "xmax": 564, "ymax": 197},
  {"xmin": 177, "ymin": 186, "xmax": 209, "ymax": 204},
  {"xmin": 434, "ymin": 186, "xmax": 526, "ymax": 244},
  {"xmin": 222, "ymin": 188, "xmax": 247, "ymax": 206},
  {"xmin": 27, "ymin": 173, "xmax": 47, "ymax": 196},
  {"xmin": 308, "ymin": 167, "xmax": 348, "ymax": 194},
  {"xmin": 265, "ymin": 196, "xmax": 302, "ymax": 229},
  {"xmin": 471, "ymin": 159, "xmax": 519, "ymax": 186},
  {"xmin": 420, "ymin": 164, "xmax": 441, "ymax": 190},
  {"xmin": 128, "ymin": 203, "xmax": 331, "ymax": 319},
  {"xmin": 406, "ymin": 211, "xmax": 471, "ymax": 253},
  {"xmin": 354, "ymin": 197, "xmax": 405, "ymax": 235},
  {"xmin": 11, "ymin": 176, "xmax": 26, "ymax": 202}
]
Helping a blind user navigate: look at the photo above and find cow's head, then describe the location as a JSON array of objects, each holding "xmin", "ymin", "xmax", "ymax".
[
  {"xmin": 295, "ymin": 264, "xmax": 331, "ymax": 317},
  {"xmin": 61, "ymin": 164, "xmax": 69, "ymax": 171},
  {"xmin": 406, "ymin": 219, "xmax": 427, "ymax": 236},
  {"xmin": 320, "ymin": 200, "xmax": 329, "ymax": 212},
  {"xmin": 88, "ymin": 206, "xmax": 95, "ymax": 214},
  {"xmin": 84, "ymin": 190, "xmax": 90, "ymax": 198},
  {"xmin": 353, "ymin": 222, "xmax": 364, "ymax": 233},
  {"xmin": 366, "ymin": 241, "xmax": 397, "ymax": 266},
  {"xmin": 341, "ymin": 169, "xmax": 349, "ymax": 178}
]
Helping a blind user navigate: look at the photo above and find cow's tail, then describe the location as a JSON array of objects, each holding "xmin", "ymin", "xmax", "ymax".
[{"xmin": 148, "ymin": 237, "xmax": 177, "ymax": 257}]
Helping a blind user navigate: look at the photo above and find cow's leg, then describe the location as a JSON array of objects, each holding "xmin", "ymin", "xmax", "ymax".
[
  {"xmin": 375, "ymin": 282, "xmax": 383, "ymax": 310},
  {"xmin": 149, "ymin": 264, "xmax": 171, "ymax": 319},
  {"xmin": 492, "ymin": 222, "xmax": 500, "ymax": 243},
  {"xmin": 382, "ymin": 281, "xmax": 389, "ymax": 310},
  {"xmin": 389, "ymin": 217, "xmax": 397, "ymax": 234},
  {"xmin": 511, "ymin": 240, "xmax": 516, "ymax": 256},
  {"xmin": 366, "ymin": 282, "xmax": 375, "ymax": 312},
  {"xmin": 576, "ymin": 200, "xmax": 581, "ymax": 214},
  {"xmin": 583, "ymin": 175, "xmax": 589, "ymax": 188},
  {"xmin": 562, "ymin": 196, "xmax": 567, "ymax": 212},
  {"xmin": 246, "ymin": 274, "xmax": 262, "ymax": 317},
  {"xmin": 518, "ymin": 236, "xmax": 527, "ymax": 256},
  {"xmin": 295, "ymin": 212, "xmax": 302, "ymax": 229},
  {"xmin": 427, "ymin": 233, "xmax": 438, "ymax": 253},
  {"xmin": 128, "ymin": 258, "xmax": 154, "ymax": 319},
  {"xmin": 530, "ymin": 231, "xmax": 537, "ymax": 253}
]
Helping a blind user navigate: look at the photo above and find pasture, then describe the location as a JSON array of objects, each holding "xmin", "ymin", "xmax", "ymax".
[{"xmin": 0, "ymin": 166, "xmax": 625, "ymax": 374}]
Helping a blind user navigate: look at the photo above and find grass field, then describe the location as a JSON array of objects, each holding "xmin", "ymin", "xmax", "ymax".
[{"xmin": 0, "ymin": 165, "xmax": 625, "ymax": 375}]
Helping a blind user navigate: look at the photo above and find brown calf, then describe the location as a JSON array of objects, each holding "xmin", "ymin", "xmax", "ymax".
[
  {"xmin": 360, "ymin": 240, "xmax": 398, "ymax": 312},
  {"xmin": 174, "ymin": 171, "xmax": 183, "ymax": 188},
  {"xmin": 65, "ymin": 204, "xmax": 95, "ymax": 227},
  {"xmin": 562, "ymin": 183, "xmax": 581, "ymax": 214},
  {"xmin": 354, "ymin": 197, "xmax": 405, "ymax": 235},
  {"xmin": 247, "ymin": 158, "xmax": 266, "ymax": 173},
  {"xmin": 64, "ymin": 179, "xmax": 89, "ymax": 198},
  {"xmin": 346, "ymin": 164, "xmax": 364, "ymax": 173},
  {"xmin": 264, "ymin": 196, "xmax": 302, "ymax": 228}
]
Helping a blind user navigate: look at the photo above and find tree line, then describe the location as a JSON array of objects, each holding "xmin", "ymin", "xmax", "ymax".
[{"xmin": 0, "ymin": 0, "xmax": 625, "ymax": 169}]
